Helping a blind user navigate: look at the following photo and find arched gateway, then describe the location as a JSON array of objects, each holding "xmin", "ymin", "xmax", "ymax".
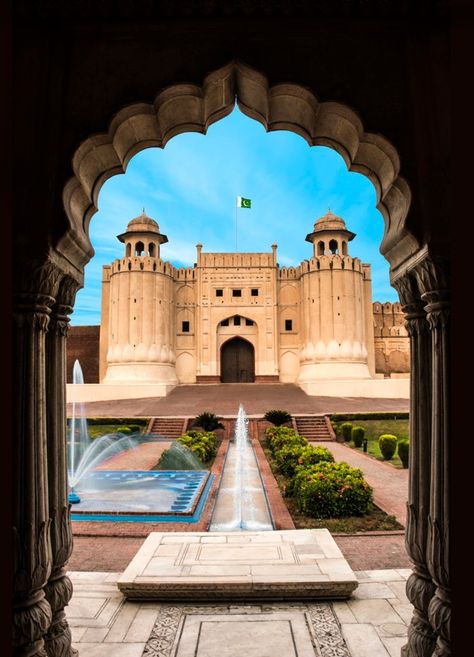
[
  {"xmin": 12, "ymin": 23, "xmax": 451, "ymax": 656},
  {"xmin": 221, "ymin": 337, "xmax": 255, "ymax": 383}
]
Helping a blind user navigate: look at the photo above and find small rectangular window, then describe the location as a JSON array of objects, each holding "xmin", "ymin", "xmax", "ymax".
[
  {"xmin": 215, "ymin": 289, "xmax": 223, "ymax": 297},
  {"xmin": 221, "ymin": 319, "xmax": 229, "ymax": 326},
  {"xmin": 234, "ymin": 316, "xmax": 241, "ymax": 326},
  {"xmin": 285, "ymin": 319, "xmax": 293, "ymax": 331},
  {"xmin": 182, "ymin": 321, "xmax": 190, "ymax": 332},
  {"xmin": 251, "ymin": 288, "xmax": 259, "ymax": 296},
  {"xmin": 232, "ymin": 289, "xmax": 242, "ymax": 297},
  {"xmin": 245, "ymin": 319, "xmax": 254, "ymax": 326}
]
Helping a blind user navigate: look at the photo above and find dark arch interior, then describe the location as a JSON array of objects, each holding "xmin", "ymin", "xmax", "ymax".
[{"xmin": 220, "ymin": 337, "xmax": 255, "ymax": 383}]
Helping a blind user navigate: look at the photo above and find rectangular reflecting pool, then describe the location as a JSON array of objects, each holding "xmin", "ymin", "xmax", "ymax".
[{"xmin": 70, "ymin": 470, "xmax": 212, "ymax": 523}]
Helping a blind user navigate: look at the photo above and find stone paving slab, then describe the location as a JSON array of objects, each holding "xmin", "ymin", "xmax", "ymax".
[
  {"xmin": 66, "ymin": 569, "xmax": 412, "ymax": 657},
  {"xmin": 117, "ymin": 529, "xmax": 358, "ymax": 601}
]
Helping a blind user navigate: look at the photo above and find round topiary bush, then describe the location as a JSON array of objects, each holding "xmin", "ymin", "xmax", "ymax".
[
  {"xmin": 378, "ymin": 434, "xmax": 398, "ymax": 460},
  {"xmin": 397, "ymin": 439, "xmax": 410, "ymax": 468},
  {"xmin": 292, "ymin": 461, "xmax": 373, "ymax": 518},
  {"xmin": 351, "ymin": 426, "xmax": 365, "ymax": 448},
  {"xmin": 340, "ymin": 422, "xmax": 353, "ymax": 442}
]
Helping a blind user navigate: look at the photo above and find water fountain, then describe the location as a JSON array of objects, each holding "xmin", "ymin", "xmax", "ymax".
[
  {"xmin": 67, "ymin": 360, "xmax": 140, "ymax": 503},
  {"xmin": 67, "ymin": 360, "xmax": 213, "ymax": 521},
  {"xmin": 210, "ymin": 404, "xmax": 273, "ymax": 531}
]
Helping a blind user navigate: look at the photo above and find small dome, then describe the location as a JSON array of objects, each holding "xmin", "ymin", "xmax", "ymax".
[
  {"xmin": 125, "ymin": 211, "xmax": 160, "ymax": 234},
  {"xmin": 313, "ymin": 209, "xmax": 347, "ymax": 232}
]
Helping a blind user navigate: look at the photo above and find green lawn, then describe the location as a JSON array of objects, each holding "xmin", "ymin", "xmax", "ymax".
[
  {"xmin": 337, "ymin": 419, "xmax": 409, "ymax": 469},
  {"xmin": 67, "ymin": 420, "xmax": 148, "ymax": 440}
]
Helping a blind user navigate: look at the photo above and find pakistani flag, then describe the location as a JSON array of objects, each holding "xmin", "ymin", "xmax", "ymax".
[{"xmin": 237, "ymin": 196, "xmax": 251, "ymax": 209}]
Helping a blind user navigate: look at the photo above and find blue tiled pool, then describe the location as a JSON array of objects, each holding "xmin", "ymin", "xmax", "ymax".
[{"xmin": 70, "ymin": 470, "xmax": 212, "ymax": 523}]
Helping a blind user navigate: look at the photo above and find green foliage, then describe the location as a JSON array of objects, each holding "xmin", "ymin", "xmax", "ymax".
[
  {"xmin": 292, "ymin": 462, "xmax": 373, "ymax": 518},
  {"xmin": 378, "ymin": 434, "xmax": 398, "ymax": 460},
  {"xmin": 330, "ymin": 412, "xmax": 409, "ymax": 422},
  {"xmin": 331, "ymin": 421, "xmax": 339, "ymax": 436},
  {"xmin": 265, "ymin": 426, "xmax": 306, "ymax": 455},
  {"xmin": 177, "ymin": 430, "xmax": 218, "ymax": 463},
  {"xmin": 264, "ymin": 410, "xmax": 292, "ymax": 426},
  {"xmin": 192, "ymin": 412, "xmax": 224, "ymax": 432},
  {"xmin": 274, "ymin": 444, "xmax": 334, "ymax": 479},
  {"xmin": 397, "ymin": 440, "xmax": 410, "ymax": 468},
  {"xmin": 340, "ymin": 422, "xmax": 353, "ymax": 442},
  {"xmin": 84, "ymin": 417, "xmax": 149, "ymax": 426},
  {"xmin": 351, "ymin": 426, "xmax": 365, "ymax": 448}
]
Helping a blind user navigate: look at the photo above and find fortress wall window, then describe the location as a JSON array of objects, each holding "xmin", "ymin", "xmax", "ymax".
[{"xmin": 182, "ymin": 321, "xmax": 190, "ymax": 333}]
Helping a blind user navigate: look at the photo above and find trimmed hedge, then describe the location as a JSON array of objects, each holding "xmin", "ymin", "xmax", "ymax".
[
  {"xmin": 340, "ymin": 422, "xmax": 353, "ymax": 442},
  {"xmin": 397, "ymin": 440, "xmax": 410, "ymax": 468},
  {"xmin": 378, "ymin": 434, "xmax": 398, "ymax": 460},
  {"xmin": 82, "ymin": 417, "xmax": 149, "ymax": 426},
  {"xmin": 292, "ymin": 462, "xmax": 373, "ymax": 518},
  {"xmin": 330, "ymin": 412, "xmax": 409, "ymax": 422},
  {"xmin": 177, "ymin": 430, "xmax": 218, "ymax": 463},
  {"xmin": 351, "ymin": 426, "xmax": 365, "ymax": 448}
]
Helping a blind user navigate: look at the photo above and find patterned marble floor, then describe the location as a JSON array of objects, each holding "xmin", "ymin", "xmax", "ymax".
[{"xmin": 66, "ymin": 568, "xmax": 412, "ymax": 657}]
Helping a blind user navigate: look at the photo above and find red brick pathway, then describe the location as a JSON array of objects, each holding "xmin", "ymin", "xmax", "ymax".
[
  {"xmin": 67, "ymin": 383, "xmax": 408, "ymax": 418},
  {"xmin": 95, "ymin": 441, "xmax": 171, "ymax": 470},
  {"xmin": 68, "ymin": 532, "xmax": 411, "ymax": 572},
  {"xmin": 318, "ymin": 441, "xmax": 409, "ymax": 526}
]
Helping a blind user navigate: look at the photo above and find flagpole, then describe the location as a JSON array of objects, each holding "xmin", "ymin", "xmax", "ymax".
[{"xmin": 235, "ymin": 200, "xmax": 238, "ymax": 251}]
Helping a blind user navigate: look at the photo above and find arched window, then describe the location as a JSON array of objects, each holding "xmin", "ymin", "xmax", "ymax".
[
  {"xmin": 342, "ymin": 240, "xmax": 347, "ymax": 255},
  {"xmin": 317, "ymin": 241, "xmax": 325, "ymax": 255},
  {"xmin": 135, "ymin": 241, "xmax": 144, "ymax": 256},
  {"xmin": 329, "ymin": 239, "xmax": 338, "ymax": 254},
  {"xmin": 126, "ymin": 242, "xmax": 131, "ymax": 257},
  {"xmin": 148, "ymin": 242, "xmax": 155, "ymax": 257}
]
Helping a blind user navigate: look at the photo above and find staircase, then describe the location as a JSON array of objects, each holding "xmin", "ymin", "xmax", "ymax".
[
  {"xmin": 294, "ymin": 415, "xmax": 334, "ymax": 441},
  {"xmin": 147, "ymin": 417, "xmax": 187, "ymax": 440}
]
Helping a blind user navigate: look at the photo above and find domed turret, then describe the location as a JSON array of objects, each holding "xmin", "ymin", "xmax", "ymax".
[
  {"xmin": 117, "ymin": 210, "xmax": 168, "ymax": 258},
  {"xmin": 305, "ymin": 209, "xmax": 356, "ymax": 256}
]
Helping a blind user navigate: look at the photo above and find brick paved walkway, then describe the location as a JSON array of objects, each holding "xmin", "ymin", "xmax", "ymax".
[
  {"xmin": 319, "ymin": 441, "xmax": 409, "ymax": 526},
  {"xmin": 95, "ymin": 441, "xmax": 171, "ymax": 470},
  {"xmin": 67, "ymin": 383, "xmax": 409, "ymax": 417},
  {"xmin": 68, "ymin": 532, "xmax": 411, "ymax": 572}
]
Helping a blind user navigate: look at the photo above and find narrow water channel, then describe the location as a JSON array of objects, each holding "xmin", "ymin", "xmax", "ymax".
[{"xmin": 209, "ymin": 404, "xmax": 273, "ymax": 531}]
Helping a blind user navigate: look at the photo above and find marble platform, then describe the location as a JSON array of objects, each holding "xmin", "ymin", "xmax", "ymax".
[{"xmin": 117, "ymin": 529, "xmax": 358, "ymax": 601}]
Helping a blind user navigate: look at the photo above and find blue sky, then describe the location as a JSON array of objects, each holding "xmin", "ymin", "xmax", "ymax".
[{"xmin": 72, "ymin": 106, "xmax": 397, "ymax": 325}]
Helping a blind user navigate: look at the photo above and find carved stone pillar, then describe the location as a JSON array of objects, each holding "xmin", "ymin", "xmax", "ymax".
[
  {"xmin": 395, "ymin": 273, "xmax": 437, "ymax": 657},
  {"xmin": 416, "ymin": 258, "xmax": 451, "ymax": 657},
  {"xmin": 13, "ymin": 261, "xmax": 62, "ymax": 657},
  {"xmin": 43, "ymin": 276, "xmax": 79, "ymax": 657}
]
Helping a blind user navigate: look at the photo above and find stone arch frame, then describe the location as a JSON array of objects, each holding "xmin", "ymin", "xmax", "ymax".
[
  {"xmin": 13, "ymin": 58, "xmax": 451, "ymax": 657},
  {"xmin": 62, "ymin": 60, "xmax": 415, "ymax": 274}
]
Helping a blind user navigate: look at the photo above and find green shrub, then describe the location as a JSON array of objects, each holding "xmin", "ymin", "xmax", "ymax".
[
  {"xmin": 177, "ymin": 430, "xmax": 218, "ymax": 463},
  {"xmin": 352, "ymin": 426, "xmax": 365, "ymax": 448},
  {"xmin": 331, "ymin": 421, "xmax": 339, "ymax": 436},
  {"xmin": 378, "ymin": 434, "xmax": 398, "ymax": 460},
  {"xmin": 397, "ymin": 440, "xmax": 410, "ymax": 468},
  {"xmin": 273, "ymin": 444, "xmax": 334, "ymax": 478},
  {"xmin": 292, "ymin": 462, "xmax": 373, "ymax": 518},
  {"xmin": 264, "ymin": 410, "xmax": 292, "ymax": 426},
  {"xmin": 340, "ymin": 422, "xmax": 353, "ymax": 442},
  {"xmin": 192, "ymin": 412, "xmax": 224, "ymax": 432},
  {"xmin": 265, "ymin": 426, "xmax": 306, "ymax": 455}
]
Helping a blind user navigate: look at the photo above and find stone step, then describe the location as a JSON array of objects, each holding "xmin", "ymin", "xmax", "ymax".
[
  {"xmin": 294, "ymin": 415, "xmax": 333, "ymax": 441},
  {"xmin": 118, "ymin": 529, "xmax": 357, "ymax": 601}
]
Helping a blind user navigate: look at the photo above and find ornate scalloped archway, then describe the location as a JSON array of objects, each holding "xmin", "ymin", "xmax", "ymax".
[{"xmin": 61, "ymin": 60, "xmax": 418, "ymax": 280}]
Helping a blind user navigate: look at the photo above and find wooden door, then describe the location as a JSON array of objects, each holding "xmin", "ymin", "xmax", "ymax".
[{"xmin": 220, "ymin": 337, "xmax": 255, "ymax": 382}]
